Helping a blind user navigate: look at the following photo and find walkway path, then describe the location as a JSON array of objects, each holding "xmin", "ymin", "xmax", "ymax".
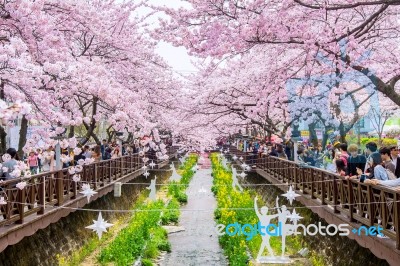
[{"xmin": 161, "ymin": 154, "xmax": 227, "ymax": 266}]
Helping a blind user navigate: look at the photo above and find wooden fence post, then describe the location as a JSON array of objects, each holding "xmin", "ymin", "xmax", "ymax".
[
  {"xmin": 394, "ymin": 193, "xmax": 400, "ymax": 249},
  {"xmin": 16, "ymin": 187, "xmax": 25, "ymax": 224},
  {"xmin": 56, "ymin": 171, "xmax": 64, "ymax": 206},
  {"xmin": 38, "ymin": 176, "xmax": 45, "ymax": 215}
]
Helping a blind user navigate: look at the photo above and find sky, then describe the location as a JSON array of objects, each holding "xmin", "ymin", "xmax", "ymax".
[{"xmin": 134, "ymin": 0, "xmax": 198, "ymax": 76}]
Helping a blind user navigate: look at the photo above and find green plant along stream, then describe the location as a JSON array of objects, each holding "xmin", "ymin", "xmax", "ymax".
[
  {"xmin": 210, "ymin": 153, "xmax": 324, "ymax": 266},
  {"xmin": 59, "ymin": 154, "xmax": 198, "ymax": 266}
]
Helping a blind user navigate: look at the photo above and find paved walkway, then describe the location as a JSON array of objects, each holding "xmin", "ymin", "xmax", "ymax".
[{"xmin": 161, "ymin": 155, "xmax": 227, "ymax": 266}]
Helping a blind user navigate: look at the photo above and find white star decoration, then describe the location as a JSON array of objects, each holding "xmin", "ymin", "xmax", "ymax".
[
  {"xmin": 232, "ymin": 155, "xmax": 238, "ymax": 160},
  {"xmin": 239, "ymin": 172, "xmax": 247, "ymax": 178},
  {"xmin": 80, "ymin": 184, "xmax": 98, "ymax": 203},
  {"xmin": 282, "ymin": 185, "xmax": 300, "ymax": 205},
  {"xmin": 241, "ymin": 163, "xmax": 247, "ymax": 169},
  {"xmin": 143, "ymin": 171, "xmax": 150, "ymax": 178},
  {"xmin": 142, "ymin": 165, "xmax": 148, "ymax": 171},
  {"xmin": 149, "ymin": 161, "xmax": 156, "ymax": 169},
  {"xmin": 239, "ymin": 156, "xmax": 243, "ymax": 161},
  {"xmin": 0, "ymin": 197, "xmax": 6, "ymax": 205},
  {"xmin": 16, "ymin": 181, "xmax": 27, "ymax": 190},
  {"xmin": 86, "ymin": 212, "xmax": 113, "ymax": 239},
  {"xmin": 287, "ymin": 209, "xmax": 303, "ymax": 223}
]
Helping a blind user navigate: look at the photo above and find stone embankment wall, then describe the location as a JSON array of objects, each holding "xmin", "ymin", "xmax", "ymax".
[{"xmin": 0, "ymin": 169, "xmax": 171, "ymax": 266}]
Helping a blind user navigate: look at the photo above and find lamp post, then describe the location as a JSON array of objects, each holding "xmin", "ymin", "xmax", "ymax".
[
  {"xmin": 52, "ymin": 136, "xmax": 63, "ymax": 170},
  {"xmin": 50, "ymin": 127, "xmax": 67, "ymax": 171},
  {"xmin": 291, "ymin": 124, "xmax": 301, "ymax": 163}
]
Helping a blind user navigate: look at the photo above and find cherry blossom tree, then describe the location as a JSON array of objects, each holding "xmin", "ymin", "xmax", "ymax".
[{"xmin": 155, "ymin": 0, "xmax": 400, "ymax": 142}]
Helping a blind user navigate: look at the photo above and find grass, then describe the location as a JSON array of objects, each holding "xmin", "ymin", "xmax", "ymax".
[
  {"xmin": 210, "ymin": 153, "xmax": 322, "ymax": 266},
  {"xmin": 59, "ymin": 154, "xmax": 199, "ymax": 266}
]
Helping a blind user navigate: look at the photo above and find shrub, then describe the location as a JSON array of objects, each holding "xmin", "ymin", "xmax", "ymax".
[{"xmin": 161, "ymin": 199, "xmax": 180, "ymax": 225}]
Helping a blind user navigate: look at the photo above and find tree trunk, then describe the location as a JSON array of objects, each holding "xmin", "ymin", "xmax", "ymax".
[
  {"xmin": 0, "ymin": 125, "xmax": 6, "ymax": 154},
  {"xmin": 339, "ymin": 121, "xmax": 346, "ymax": 143},
  {"xmin": 127, "ymin": 132, "xmax": 133, "ymax": 143},
  {"xmin": 17, "ymin": 115, "xmax": 28, "ymax": 159},
  {"xmin": 267, "ymin": 130, "xmax": 272, "ymax": 142},
  {"xmin": 0, "ymin": 81, "xmax": 6, "ymax": 154},
  {"xmin": 378, "ymin": 134, "xmax": 383, "ymax": 146},
  {"xmin": 322, "ymin": 130, "xmax": 329, "ymax": 149},
  {"xmin": 68, "ymin": 126, "xmax": 75, "ymax": 138}
]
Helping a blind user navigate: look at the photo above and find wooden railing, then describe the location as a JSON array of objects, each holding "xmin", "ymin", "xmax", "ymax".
[
  {"xmin": 0, "ymin": 146, "xmax": 178, "ymax": 227},
  {"xmin": 257, "ymin": 156, "xmax": 400, "ymax": 249},
  {"xmin": 228, "ymin": 147, "xmax": 400, "ymax": 249}
]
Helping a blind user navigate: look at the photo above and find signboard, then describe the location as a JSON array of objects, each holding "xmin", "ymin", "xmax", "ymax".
[{"xmin": 300, "ymin": 131, "xmax": 309, "ymax": 137}]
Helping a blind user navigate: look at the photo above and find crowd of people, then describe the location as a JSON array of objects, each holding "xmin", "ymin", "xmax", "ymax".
[
  {"xmin": 0, "ymin": 138, "xmax": 164, "ymax": 180},
  {"xmin": 230, "ymin": 137, "xmax": 400, "ymax": 187}
]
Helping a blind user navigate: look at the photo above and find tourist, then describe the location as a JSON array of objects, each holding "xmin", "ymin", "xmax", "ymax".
[
  {"xmin": 41, "ymin": 146, "xmax": 55, "ymax": 172},
  {"xmin": 266, "ymin": 142, "xmax": 278, "ymax": 157},
  {"xmin": 92, "ymin": 145, "xmax": 101, "ymax": 162},
  {"xmin": 238, "ymin": 140, "xmax": 244, "ymax": 152},
  {"xmin": 111, "ymin": 145, "xmax": 120, "ymax": 158},
  {"xmin": 335, "ymin": 159, "xmax": 347, "ymax": 176},
  {"xmin": 297, "ymin": 148, "xmax": 306, "ymax": 163},
  {"xmin": 312, "ymin": 144, "xmax": 324, "ymax": 168},
  {"xmin": 36, "ymin": 148, "xmax": 42, "ymax": 172},
  {"xmin": 83, "ymin": 145, "xmax": 92, "ymax": 159},
  {"xmin": 103, "ymin": 147, "xmax": 112, "ymax": 160},
  {"xmin": 276, "ymin": 144, "xmax": 288, "ymax": 160},
  {"xmin": 284, "ymin": 140, "xmax": 293, "ymax": 161},
  {"xmin": 27, "ymin": 151, "xmax": 39, "ymax": 175},
  {"xmin": 365, "ymin": 152, "xmax": 388, "ymax": 181},
  {"xmin": 0, "ymin": 148, "xmax": 19, "ymax": 180},
  {"xmin": 101, "ymin": 139, "xmax": 108, "ymax": 160},
  {"xmin": 390, "ymin": 146, "xmax": 400, "ymax": 178},
  {"xmin": 364, "ymin": 142, "xmax": 378, "ymax": 172},
  {"xmin": 74, "ymin": 149, "xmax": 86, "ymax": 164},
  {"xmin": 346, "ymin": 144, "xmax": 366, "ymax": 177},
  {"xmin": 258, "ymin": 142, "xmax": 265, "ymax": 158},
  {"xmin": 380, "ymin": 147, "xmax": 396, "ymax": 175},
  {"xmin": 338, "ymin": 143, "xmax": 349, "ymax": 166}
]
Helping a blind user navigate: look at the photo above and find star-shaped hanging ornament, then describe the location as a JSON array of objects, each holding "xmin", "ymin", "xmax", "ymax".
[
  {"xmin": 16, "ymin": 181, "xmax": 27, "ymax": 190},
  {"xmin": 80, "ymin": 184, "xmax": 98, "ymax": 203},
  {"xmin": 86, "ymin": 212, "xmax": 113, "ymax": 239},
  {"xmin": 239, "ymin": 172, "xmax": 247, "ymax": 178},
  {"xmin": 142, "ymin": 165, "xmax": 148, "ymax": 171},
  {"xmin": 143, "ymin": 171, "xmax": 150, "ymax": 178},
  {"xmin": 282, "ymin": 185, "xmax": 300, "ymax": 205},
  {"xmin": 239, "ymin": 156, "xmax": 243, "ymax": 161},
  {"xmin": 232, "ymin": 155, "xmax": 238, "ymax": 160},
  {"xmin": 287, "ymin": 209, "xmax": 303, "ymax": 223},
  {"xmin": 149, "ymin": 161, "xmax": 156, "ymax": 169},
  {"xmin": 0, "ymin": 197, "xmax": 6, "ymax": 205}
]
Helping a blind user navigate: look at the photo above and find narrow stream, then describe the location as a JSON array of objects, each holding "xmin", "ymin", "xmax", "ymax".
[{"xmin": 161, "ymin": 154, "xmax": 227, "ymax": 266}]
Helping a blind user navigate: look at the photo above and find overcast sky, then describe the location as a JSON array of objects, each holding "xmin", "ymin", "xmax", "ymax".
[{"xmin": 134, "ymin": 0, "xmax": 198, "ymax": 76}]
